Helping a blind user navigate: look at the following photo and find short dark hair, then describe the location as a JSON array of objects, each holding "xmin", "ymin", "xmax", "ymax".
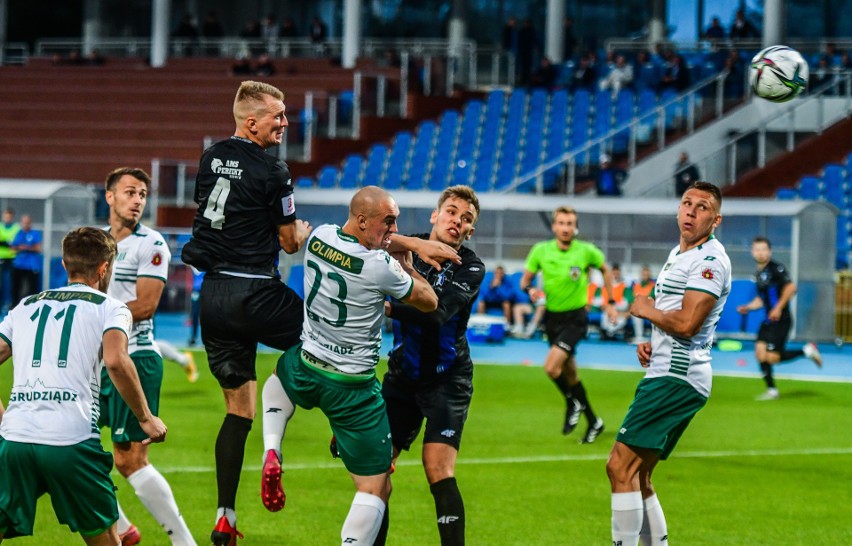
[
  {"xmin": 105, "ymin": 167, "xmax": 151, "ymax": 192},
  {"xmin": 688, "ymin": 181, "xmax": 722, "ymax": 210},
  {"xmin": 753, "ymin": 236, "xmax": 771, "ymax": 248},
  {"xmin": 62, "ymin": 227, "xmax": 117, "ymax": 279}
]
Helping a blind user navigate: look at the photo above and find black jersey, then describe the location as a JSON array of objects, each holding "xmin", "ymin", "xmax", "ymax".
[
  {"xmin": 387, "ymin": 234, "xmax": 485, "ymax": 384},
  {"xmin": 755, "ymin": 259, "xmax": 793, "ymax": 319},
  {"xmin": 182, "ymin": 136, "xmax": 296, "ymax": 276}
]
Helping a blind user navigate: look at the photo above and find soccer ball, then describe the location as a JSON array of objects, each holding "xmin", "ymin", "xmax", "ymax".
[{"xmin": 749, "ymin": 45, "xmax": 809, "ymax": 103}]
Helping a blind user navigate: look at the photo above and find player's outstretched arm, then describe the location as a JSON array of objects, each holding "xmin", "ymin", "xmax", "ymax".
[
  {"xmin": 392, "ymin": 250, "xmax": 438, "ymax": 312},
  {"xmin": 388, "ymin": 234, "xmax": 460, "ymax": 270},
  {"xmin": 102, "ymin": 330, "xmax": 167, "ymax": 444}
]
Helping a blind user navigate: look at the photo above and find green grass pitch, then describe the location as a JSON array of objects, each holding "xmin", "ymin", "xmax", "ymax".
[{"xmin": 1, "ymin": 351, "xmax": 851, "ymax": 545}]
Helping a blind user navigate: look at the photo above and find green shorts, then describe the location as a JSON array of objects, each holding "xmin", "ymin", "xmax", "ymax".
[
  {"xmin": 98, "ymin": 351, "xmax": 163, "ymax": 444},
  {"xmin": 0, "ymin": 437, "xmax": 118, "ymax": 538},
  {"xmin": 275, "ymin": 343, "xmax": 392, "ymax": 476},
  {"xmin": 616, "ymin": 376, "xmax": 708, "ymax": 460}
]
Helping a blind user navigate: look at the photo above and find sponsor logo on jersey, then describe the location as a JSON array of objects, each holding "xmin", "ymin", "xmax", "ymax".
[
  {"xmin": 570, "ymin": 266, "xmax": 582, "ymax": 280},
  {"xmin": 308, "ymin": 237, "xmax": 364, "ymax": 273},
  {"xmin": 211, "ymin": 158, "xmax": 243, "ymax": 179},
  {"xmin": 25, "ymin": 290, "xmax": 106, "ymax": 305},
  {"xmin": 9, "ymin": 379, "xmax": 79, "ymax": 404},
  {"xmin": 469, "ymin": 266, "xmax": 480, "ymax": 272},
  {"xmin": 151, "ymin": 253, "xmax": 162, "ymax": 266},
  {"xmin": 435, "ymin": 273, "xmax": 446, "ymax": 287},
  {"xmin": 701, "ymin": 268, "xmax": 714, "ymax": 280}
]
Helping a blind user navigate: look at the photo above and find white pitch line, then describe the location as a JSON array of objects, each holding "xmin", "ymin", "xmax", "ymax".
[{"xmin": 153, "ymin": 446, "xmax": 852, "ymax": 474}]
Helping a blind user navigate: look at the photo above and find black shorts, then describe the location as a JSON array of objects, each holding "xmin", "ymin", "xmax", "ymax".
[
  {"xmin": 544, "ymin": 308, "xmax": 588, "ymax": 356},
  {"xmin": 757, "ymin": 317, "xmax": 791, "ymax": 353},
  {"xmin": 381, "ymin": 372, "xmax": 473, "ymax": 452},
  {"xmin": 201, "ymin": 273, "xmax": 303, "ymax": 389}
]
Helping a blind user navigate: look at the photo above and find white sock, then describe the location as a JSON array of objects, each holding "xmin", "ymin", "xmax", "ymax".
[
  {"xmin": 116, "ymin": 501, "xmax": 132, "ymax": 534},
  {"xmin": 341, "ymin": 492, "xmax": 385, "ymax": 546},
  {"xmin": 262, "ymin": 373, "xmax": 295, "ymax": 455},
  {"xmin": 158, "ymin": 340, "xmax": 188, "ymax": 366},
  {"xmin": 127, "ymin": 464, "xmax": 197, "ymax": 546},
  {"xmin": 216, "ymin": 507, "xmax": 236, "ymax": 527},
  {"xmin": 612, "ymin": 491, "xmax": 643, "ymax": 546},
  {"xmin": 643, "ymin": 494, "xmax": 668, "ymax": 545},
  {"xmin": 639, "ymin": 507, "xmax": 651, "ymax": 546}
]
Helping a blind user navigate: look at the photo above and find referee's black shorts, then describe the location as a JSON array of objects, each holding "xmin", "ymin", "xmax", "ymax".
[
  {"xmin": 544, "ymin": 307, "xmax": 588, "ymax": 357},
  {"xmin": 201, "ymin": 273, "xmax": 303, "ymax": 389},
  {"xmin": 382, "ymin": 371, "xmax": 473, "ymax": 452}
]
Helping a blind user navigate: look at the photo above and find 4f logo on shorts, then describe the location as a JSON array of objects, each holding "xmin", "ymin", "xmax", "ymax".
[
  {"xmin": 440, "ymin": 429, "xmax": 456, "ymax": 438},
  {"xmin": 437, "ymin": 515, "xmax": 459, "ymax": 524}
]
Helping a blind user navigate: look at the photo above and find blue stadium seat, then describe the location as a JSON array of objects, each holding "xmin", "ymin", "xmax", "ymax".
[
  {"xmin": 339, "ymin": 154, "xmax": 364, "ymax": 189},
  {"xmin": 317, "ymin": 166, "xmax": 339, "ymax": 188},
  {"xmin": 296, "ymin": 176, "xmax": 314, "ymax": 188},
  {"xmin": 383, "ymin": 132, "xmax": 412, "ymax": 190},
  {"xmin": 775, "ymin": 187, "xmax": 798, "ymax": 200},
  {"xmin": 612, "ymin": 89, "xmax": 634, "ymax": 153},
  {"xmin": 406, "ymin": 121, "xmax": 436, "ymax": 190},
  {"xmin": 797, "ymin": 176, "xmax": 821, "ymax": 200},
  {"xmin": 363, "ymin": 144, "xmax": 388, "ymax": 186}
]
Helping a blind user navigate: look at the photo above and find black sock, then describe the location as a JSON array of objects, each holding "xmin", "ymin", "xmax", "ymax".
[
  {"xmin": 571, "ymin": 381, "xmax": 597, "ymax": 422},
  {"xmin": 760, "ymin": 362, "xmax": 776, "ymax": 388},
  {"xmin": 780, "ymin": 349, "xmax": 804, "ymax": 362},
  {"xmin": 373, "ymin": 504, "xmax": 390, "ymax": 546},
  {"xmin": 216, "ymin": 413, "xmax": 253, "ymax": 510},
  {"xmin": 431, "ymin": 477, "xmax": 465, "ymax": 546},
  {"xmin": 552, "ymin": 372, "xmax": 572, "ymax": 398}
]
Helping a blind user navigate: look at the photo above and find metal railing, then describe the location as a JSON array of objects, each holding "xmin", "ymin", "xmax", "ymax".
[
  {"xmin": 1, "ymin": 42, "xmax": 30, "ymax": 66},
  {"xmin": 631, "ymin": 71, "xmax": 852, "ymax": 196},
  {"xmin": 504, "ymin": 71, "xmax": 733, "ymax": 195}
]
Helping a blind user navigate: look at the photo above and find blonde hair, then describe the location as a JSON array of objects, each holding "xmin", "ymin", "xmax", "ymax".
[
  {"xmin": 233, "ymin": 80, "xmax": 285, "ymax": 123},
  {"xmin": 551, "ymin": 205, "xmax": 577, "ymax": 223}
]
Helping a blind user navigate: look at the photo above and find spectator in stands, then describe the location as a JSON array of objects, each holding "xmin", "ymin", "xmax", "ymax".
[
  {"xmin": 822, "ymin": 42, "xmax": 842, "ymax": 66},
  {"xmin": 477, "ymin": 266, "xmax": 517, "ymax": 325},
  {"xmin": 729, "ymin": 9, "xmax": 758, "ymax": 39},
  {"xmin": 255, "ymin": 53, "xmax": 276, "ymax": 76},
  {"xmin": 596, "ymin": 154, "xmax": 627, "ymax": 196},
  {"xmin": 173, "ymin": 13, "xmax": 200, "ymax": 56},
  {"xmin": 261, "ymin": 14, "xmax": 280, "ymax": 40},
  {"xmin": 240, "ymin": 19, "xmax": 261, "ymax": 39},
  {"xmin": 599, "ymin": 54, "xmax": 634, "ymax": 95},
  {"xmin": 0, "ymin": 208, "xmax": 20, "ymax": 312},
  {"xmin": 231, "ymin": 55, "xmax": 253, "ymax": 75},
  {"xmin": 634, "ymin": 49, "xmax": 661, "ymax": 93},
  {"xmin": 810, "ymin": 56, "xmax": 834, "ymax": 92},
  {"xmin": 594, "ymin": 263, "xmax": 630, "ymax": 341},
  {"xmin": 563, "ymin": 17, "xmax": 579, "ymax": 62},
  {"xmin": 569, "ymin": 53, "xmax": 598, "ymax": 92},
  {"xmin": 721, "ymin": 48, "xmax": 746, "ymax": 98},
  {"xmin": 280, "ymin": 17, "xmax": 299, "ymax": 39},
  {"xmin": 309, "ymin": 15, "xmax": 328, "ymax": 44},
  {"xmin": 704, "ymin": 17, "xmax": 725, "ymax": 42},
  {"xmin": 10, "ymin": 214, "xmax": 41, "ymax": 302},
  {"xmin": 674, "ymin": 151, "xmax": 701, "ymax": 196},
  {"xmin": 517, "ymin": 18, "xmax": 538, "ymax": 86},
  {"xmin": 202, "ymin": 10, "xmax": 225, "ymax": 39},
  {"xmin": 512, "ymin": 285, "xmax": 546, "ymax": 339},
  {"xmin": 530, "ymin": 57, "xmax": 559, "ymax": 88},
  {"xmin": 660, "ymin": 53, "xmax": 691, "ymax": 92},
  {"xmin": 629, "ymin": 265, "xmax": 655, "ymax": 343},
  {"xmin": 502, "ymin": 16, "xmax": 519, "ymax": 63}
]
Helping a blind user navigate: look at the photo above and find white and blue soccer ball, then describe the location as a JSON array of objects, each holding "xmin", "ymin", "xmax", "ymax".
[{"xmin": 749, "ymin": 45, "xmax": 809, "ymax": 103}]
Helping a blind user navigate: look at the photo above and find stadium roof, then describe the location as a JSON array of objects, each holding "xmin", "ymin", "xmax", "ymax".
[{"xmin": 0, "ymin": 179, "xmax": 94, "ymax": 200}]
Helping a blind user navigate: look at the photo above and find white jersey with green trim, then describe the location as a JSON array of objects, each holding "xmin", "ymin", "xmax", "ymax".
[
  {"xmin": 646, "ymin": 237, "xmax": 731, "ymax": 397},
  {"xmin": 105, "ymin": 224, "xmax": 170, "ymax": 355},
  {"xmin": 301, "ymin": 224, "xmax": 414, "ymax": 374},
  {"xmin": 0, "ymin": 285, "xmax": 132, "ymax": 446}
]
